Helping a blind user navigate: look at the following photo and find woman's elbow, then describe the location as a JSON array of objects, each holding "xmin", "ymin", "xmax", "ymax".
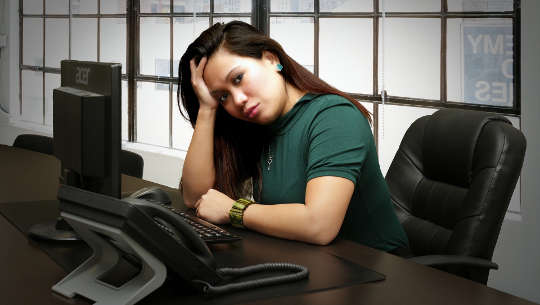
[
  {"xmin": 182, "ymin": 191, "xmax": 198, "ymax": 209},
  {"xmin": 311, "ymin": 232, "xmax": 337, "ymax": 246},
  {"xmin": 306, "ymin": 223, "xmax": 340, "ymax": 246}
]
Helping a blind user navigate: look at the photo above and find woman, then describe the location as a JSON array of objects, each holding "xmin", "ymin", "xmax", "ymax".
[{"xmin": 178, "ymin": 21, "xmax": 408, "ymax": 252}]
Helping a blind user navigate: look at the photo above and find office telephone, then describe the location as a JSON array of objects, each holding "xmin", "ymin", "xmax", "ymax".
[{"xmin": 54, "ymin": 184, "xmax": 308, "ymax": 304}]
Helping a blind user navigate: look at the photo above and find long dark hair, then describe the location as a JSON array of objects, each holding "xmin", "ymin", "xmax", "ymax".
[{"xmin": 178, "ymin": 21, "xmax": 370, "ymax": 199}]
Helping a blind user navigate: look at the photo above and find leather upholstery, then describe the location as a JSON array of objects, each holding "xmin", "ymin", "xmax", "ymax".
[
  {"xmin": 386, "ymin": 109, "xmax": 526, "ymax": 283},
  {"xmin": 13, "ymin": 134, "xmax": 54, "ymax": 155},
  {"xmin": 13, "ymin": 134, "xmax": 144, "ymax": 179}
]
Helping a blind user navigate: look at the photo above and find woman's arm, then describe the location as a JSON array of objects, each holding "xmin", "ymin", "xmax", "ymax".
[
  {"xmin": 194, "ymin": 176, "xmax": 354, "ymax": 245},
  {"xmin": 245, "ymin": 176, "xmax": 354, "ymax": 245},
  {"xmin": 181, "ymin": 107, "xmax": 217, "ymax": 207},
  {"xmin": 181, "ymin": 57, "xmax": 219, "ymax": 207}
]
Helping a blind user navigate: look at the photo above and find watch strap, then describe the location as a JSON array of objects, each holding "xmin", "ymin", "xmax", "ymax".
[{"xmin": 229, "ymin": 198, "xmax": 253, "ymax": 228}]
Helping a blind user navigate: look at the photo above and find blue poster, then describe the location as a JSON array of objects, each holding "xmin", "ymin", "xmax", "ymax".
[{"xmin": 463, "ymin": 23, "xmax": 513, "ymax": 106}]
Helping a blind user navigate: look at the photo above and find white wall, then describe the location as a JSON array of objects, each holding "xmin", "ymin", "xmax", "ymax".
[
  {"xmin": 487, "ymin": 0, "xmax": 540, "ymax": 301},
  {"xmin": 0, "ymin": 0, "xmax": 10, "ymax": 116}
]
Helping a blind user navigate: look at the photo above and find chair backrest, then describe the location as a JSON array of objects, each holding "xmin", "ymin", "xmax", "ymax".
[
  {"xmin": 13, "ymin": 134, "xmax": 54, "ymax": 155},
  {"xmin": 120, "ymin": 149, "xmax": 144, "ymax": 179},
  {"xmin": 12, "ymin": 134, "xmax": 144, "ymax": 178},
  {"xmin": 385, "ymin": 109, "xmax": 526, "ymax": 283}
]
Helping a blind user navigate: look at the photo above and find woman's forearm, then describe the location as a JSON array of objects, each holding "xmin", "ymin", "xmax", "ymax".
[
  {"xmin": 181, "ymin": 107, "xmax": 218, "ymax": 207},
  {"xmin": 242, "ymin": 203, "xmax": 342, "ymax": 246},
  {"xmin": 241, "ymin": 177, "xmax": 353, "ymax": 245}
]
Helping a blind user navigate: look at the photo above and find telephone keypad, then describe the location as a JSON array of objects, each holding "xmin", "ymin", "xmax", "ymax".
[{"xmin": 157, "ymin": 204, "xmax": 241, "ymax": 243}]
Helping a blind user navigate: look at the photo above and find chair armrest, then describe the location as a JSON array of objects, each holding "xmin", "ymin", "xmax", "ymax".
[{"xmin": 409, "ymin": 255, "xmax": 498, "ymax": 270}]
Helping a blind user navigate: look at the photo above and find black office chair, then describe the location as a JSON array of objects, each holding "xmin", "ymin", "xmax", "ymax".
[
  {"xmin": 385, "ymin": 109, "xmax": 526, "ymax": 284},
  {"xmin": 12, "ymin": 134, "xmax": 144, "ymax": 178},
  {"xmin": 120, "ymin": 149, "xmax": 144, "ymax": 179},
  {"xmin": 12, "ymin": 134, "xmax": 54, "ymax": 155}
]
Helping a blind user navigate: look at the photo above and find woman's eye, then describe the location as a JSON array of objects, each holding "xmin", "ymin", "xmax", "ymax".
[
  {"xmin": 219, "ymin": 93, "xmax": 228, "ymax": 103},
  {"xmin": 233, "ymin": 74, "xmax": 243, "ymax": 85}
]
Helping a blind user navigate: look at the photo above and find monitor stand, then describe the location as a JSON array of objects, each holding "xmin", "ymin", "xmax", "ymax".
[
  {"xmin": 28, "ymin": 170, "xmax": 86, "ymax": 241},
  {"xmin": 28, "ymin": 217, "xmax": 79, "ymax": 241}
]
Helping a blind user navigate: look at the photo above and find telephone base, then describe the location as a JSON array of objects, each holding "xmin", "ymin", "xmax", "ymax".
[{"xmin": 53, "ymin": 212, "xmax": 167, "ymax": 305}]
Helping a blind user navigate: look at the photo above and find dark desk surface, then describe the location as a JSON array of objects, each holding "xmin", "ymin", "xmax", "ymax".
[{"xmin": 0, "ymin": 144, "xmax": 536, "ymax": 305}]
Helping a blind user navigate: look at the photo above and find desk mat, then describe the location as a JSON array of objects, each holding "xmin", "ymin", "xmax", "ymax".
[{"xmin": 0, "ymin": 200, "xmax": 385, "ymax": 305}]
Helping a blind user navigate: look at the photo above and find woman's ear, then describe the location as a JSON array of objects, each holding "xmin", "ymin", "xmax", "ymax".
[{"xmin": 262, "ymin": 50, "xmax": 279, "ymax": 66}]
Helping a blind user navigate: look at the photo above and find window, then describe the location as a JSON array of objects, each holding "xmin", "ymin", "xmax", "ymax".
[
  {"xmin": 17, "ymin": 0, "xmax": 521, "ymax": 214},
  {"xmin": 19, "ymin": 0, "xmax": 127, "ymax": 137},
  {"xmin": 135, "ymin": 0, "xmax": 251, "ymax": 149},
  {"xmin": 18, "ymin": 0, "xmax": 520, "ymax": 147}
]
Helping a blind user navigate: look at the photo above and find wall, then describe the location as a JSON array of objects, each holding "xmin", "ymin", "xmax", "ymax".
[
  {"xmin": 0, "ymin": 0, "xmax": 9, "ymax": 115},
  {"xmin": 487, "ymin": 0, "xmax": 540, "ymax": 301}
]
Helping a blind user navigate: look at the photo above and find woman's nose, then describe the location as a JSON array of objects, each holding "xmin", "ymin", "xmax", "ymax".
[{"xmin": 232, "ymin": 90, "xmax": 248, "ymax": 107}]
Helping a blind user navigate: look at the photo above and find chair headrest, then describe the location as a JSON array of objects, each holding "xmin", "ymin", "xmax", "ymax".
[{"xmin": 422, "ymin": 109, "xmax": 510, "ymax": 187}]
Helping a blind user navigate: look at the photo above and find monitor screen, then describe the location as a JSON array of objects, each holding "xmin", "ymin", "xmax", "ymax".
[{"xmin": 53, "ymin": 60, "xmax": 122, "ymax": 198}]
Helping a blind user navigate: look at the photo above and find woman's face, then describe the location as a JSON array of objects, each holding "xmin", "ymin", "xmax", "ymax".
[{"xmin": 202, "ymin": 48, "xmax": 290, "ymax": 125}]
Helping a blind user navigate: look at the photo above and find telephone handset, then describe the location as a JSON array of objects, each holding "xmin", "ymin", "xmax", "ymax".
[
  {"xmin": 57, "ymin": 184, "xmax": 308, "ymax": 300},
  {"xmin": 121, "ymin": 196, "xmax": 216, "ymax": 271}
]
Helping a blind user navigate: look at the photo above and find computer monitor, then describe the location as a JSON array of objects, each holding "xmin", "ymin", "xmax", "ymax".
[
  {"xmin": 28, "ymin": 60, "xmax": 122, "ymax": 241},
  {"xmin": 53, "ymin": 60, "xmax": 122, "ymax": 198}
]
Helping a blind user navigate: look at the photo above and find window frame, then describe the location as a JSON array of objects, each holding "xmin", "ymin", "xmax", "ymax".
[
  {"xmin": 18, "ymin": 0, "xmax": 128, "ymax": 125},
  {"xmin": 18, "ymin": 0, "xmax": 521, "ymax": 147}
]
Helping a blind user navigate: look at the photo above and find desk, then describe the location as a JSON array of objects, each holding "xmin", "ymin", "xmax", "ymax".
[{"xmin": 0, "ymin": 144, "xmax": 536, "ymax": 305}]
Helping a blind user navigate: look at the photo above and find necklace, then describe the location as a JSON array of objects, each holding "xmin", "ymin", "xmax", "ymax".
[{"xmin": 266, "ymin": 145, "xmax": 273, "ymax": 171}]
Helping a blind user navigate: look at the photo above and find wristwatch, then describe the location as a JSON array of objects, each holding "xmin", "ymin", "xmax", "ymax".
[{"xmin": 229, "ymin": 198, "xmax": 253, "ymax": 228}]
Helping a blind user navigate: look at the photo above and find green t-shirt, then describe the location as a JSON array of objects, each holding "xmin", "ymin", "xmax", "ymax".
[{"xmin": 256, "ymin": 93, "xmax": 408, "ymax": 252}]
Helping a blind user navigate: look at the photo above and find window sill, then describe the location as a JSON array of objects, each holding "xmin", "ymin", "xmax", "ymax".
[{"xmin": 122, "ymin": 142, "xmax": 187, "ymax": 160}]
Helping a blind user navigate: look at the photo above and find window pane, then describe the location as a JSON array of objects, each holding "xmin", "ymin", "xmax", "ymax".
[
  {"xmin": 381, "ymin": 0, "xmax": 440, "ymax": 12},
  {"xmin": 45, "ymin": 18, "xmax": 69, "ymax": 68},
  {"xmin": 23, "ymin": 18, "xmax": 43, "ymax": 67},
  {"xmin": 23, "ymin": 0, "xmax": 42, "ymax": 14},
  {"xmin": 271, "ymin": 0, "xmax": 314, "ymax": 12},
  {"xmin": 320, "ymin": 18, "xmax": 372, "ymax": 94},
  {"xmin": 213, "ymin": 17, "xmax": 251, "ymax": 25},
  {"xmin": 137, "ymin": 82, "xmax": 170, "ymax": 147},
  {"xmin": 447, "ymin": 19, "xmax": 513, "ymax": 107},
  {"xmin": 173, "ymin": 85, "xmax": 194, "ymax": 151},
  {"xmin": 173, "ymin": 0, "xmax": 210, "ymax": 12},
  {"xmin": 270, "ymin": 17, "xmax": 314, "ymax": 73},
  {"xmin": 71, "ymin": 0, "xmax": 98, "ymax": 14},
  {"xmin": 360, "ymin": 102, "xmax": 373, "ymax": 116},
  {"xmin": 141, "ymin": 0, "xmax": 170, "ymax": 13},
  {"xmin": 378, "ymin": 104, "xmax": 436, "ymax": 175},
  {"xmin": 320, "ymin": 0, "xmax": 372, "ymax": 12},
  {"xmin": 44, "ymin": 73, "xmax": 60, "ymax": 126},
  {"xmin": 122, "ymin": 80, "xmax": 128, "ymax": 141},
  {"xmin": 101, "ymin": 0, "xmax": 126, "ymax": 14},
  {"xmin": 214, "ymin": 0, "xmax": 251, "ymax": 13},
  {"xmin": 140, "ymin": 17, "xmax": 170, "ymax": 77},
  {"xmin": 21, "ymin": 70, "xmax": 44, "ymax": 124},
  {"xmin": 379, "ymin": 18, "xmax": 440, "ymax": 100},
  {"xmin": 448, "ymin": 0, "xmax": 513, "ymax": 12},
  {"xmin": 100, "ymin": 18, "xmax": 127, "ymax": 74},
  {"xmin": 360, "ymin": 102, "xmax": 374, "ymax": 133},
  {"xmin": 45, "ymin": 0, "xmax": 68, "ymax": 14},
  {"xmin": 173, "ymin": 17, "xmax": 209, "ymax": 78},
  {"xmin": 72, "ymin": 18, "xmax": 98, "ymax": 61}
]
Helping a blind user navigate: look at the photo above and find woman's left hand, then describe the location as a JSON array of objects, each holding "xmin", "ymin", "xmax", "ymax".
[{"xmin": 194, "ymin": 189, "xmax": 235, "ymax": 224}]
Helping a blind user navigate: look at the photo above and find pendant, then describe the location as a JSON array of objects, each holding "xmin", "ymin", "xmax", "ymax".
[{"xmin": 266, "ymin": 146, "xmax": 273, "ymax": 171}]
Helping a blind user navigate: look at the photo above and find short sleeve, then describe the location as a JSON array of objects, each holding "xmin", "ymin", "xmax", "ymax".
[{"xmin": 306, "ymin": 100, "xmax": 372, "ymax": 184}]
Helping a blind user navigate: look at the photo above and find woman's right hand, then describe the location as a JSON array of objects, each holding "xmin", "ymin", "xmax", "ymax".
[{"xmin": 190, "ymin": 57, "xmax": 219, "ymax": 110}]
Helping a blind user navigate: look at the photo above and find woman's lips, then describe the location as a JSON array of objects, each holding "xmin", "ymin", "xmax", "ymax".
[{"xmin": 245, "ymin": 104, "xmax": 259, "ymax": 118}]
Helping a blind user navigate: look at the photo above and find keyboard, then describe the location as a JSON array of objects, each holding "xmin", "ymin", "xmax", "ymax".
[{"xmin": 158, "ymin": 204, "xmax": 241, "ymax": 243}]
